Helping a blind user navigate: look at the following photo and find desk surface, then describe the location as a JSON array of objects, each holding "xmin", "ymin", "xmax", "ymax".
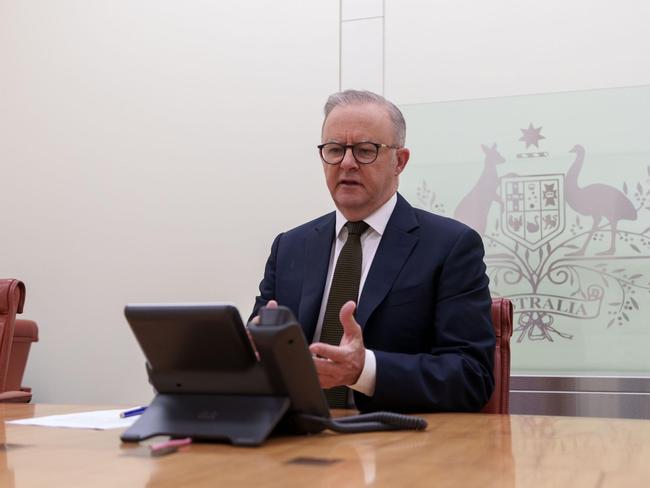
[{"xmin": 1, "ymin": 404, "xmax": 650, "ymax": 487}]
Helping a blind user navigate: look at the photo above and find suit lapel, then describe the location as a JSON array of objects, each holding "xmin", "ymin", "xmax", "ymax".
[
  {"xmin": 357, "ymin": 194, "xmax": 419, "ymax": 327},
  {"xmin": 298, "ymin": 213, "xmax": 335, "ymax": 341}
]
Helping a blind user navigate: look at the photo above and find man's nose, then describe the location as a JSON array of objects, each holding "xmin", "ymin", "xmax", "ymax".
[{"xmin": 339, "ymin": 146, "xmax": 359, "ymax": 169}]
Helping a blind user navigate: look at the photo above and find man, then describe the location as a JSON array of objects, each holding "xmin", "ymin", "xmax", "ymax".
[{"xmin": 251, "ymin": 90, "xmax": 495, "ymax": 413}]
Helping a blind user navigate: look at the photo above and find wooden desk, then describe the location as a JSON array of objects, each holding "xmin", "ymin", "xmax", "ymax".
[{"xmin": 1, "ymin": 404, "xmax": 650, "ymax": 487}]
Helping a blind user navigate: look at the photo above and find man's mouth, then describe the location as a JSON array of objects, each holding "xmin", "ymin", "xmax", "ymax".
[{"xmin": 338, "ymin": 179, "xmax": 361, "ymax": 187}]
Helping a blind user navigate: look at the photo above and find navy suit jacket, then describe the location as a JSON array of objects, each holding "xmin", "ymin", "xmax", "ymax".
[{"xmin": 252, "ymin": 193, "xmax": 495, "ymax": 413}]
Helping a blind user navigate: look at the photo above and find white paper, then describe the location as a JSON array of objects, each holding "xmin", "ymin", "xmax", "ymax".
[{"xmin": 6, "ymin": 409, "xmax": 139, "ymax": 430}]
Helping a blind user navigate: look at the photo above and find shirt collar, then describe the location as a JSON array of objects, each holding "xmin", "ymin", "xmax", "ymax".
[{"xmin": 334, "ymin": 193, "xmax": 398, "ymax": 238}]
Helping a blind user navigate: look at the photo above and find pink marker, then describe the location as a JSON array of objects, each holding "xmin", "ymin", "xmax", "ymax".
[{"xmin": 149, "ymin": 437, "xmax": 192, "ymax": 456}]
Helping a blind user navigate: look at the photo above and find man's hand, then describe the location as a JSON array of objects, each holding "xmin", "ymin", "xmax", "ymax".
[
  {"xmin": 309, "ymin": 300, "xmax": 365, "ymax": 389},
  {"xmin": 250, "ymin": 300, "xmax": 278, "ymax": 325}
]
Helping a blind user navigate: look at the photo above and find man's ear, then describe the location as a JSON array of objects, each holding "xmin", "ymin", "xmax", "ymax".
[{"xmin": 395, "ymin": 147, "xmax": 410, "ymax": 175}]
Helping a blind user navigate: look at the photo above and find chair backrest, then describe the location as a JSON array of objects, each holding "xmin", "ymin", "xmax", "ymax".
[
  {"xmin": 7, "ymin": 319, "xmax": 39, "ymax": 391},
  {"xmin": 0, "ymin": 279, "xmax": 26, "ymax": 392},
  {"xmin": 481, "ymin": 298, "xmax": 513, "ymax": 414}
]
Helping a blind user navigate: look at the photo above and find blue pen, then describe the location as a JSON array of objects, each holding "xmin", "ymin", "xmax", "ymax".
[{"xmin": 120, "ymin": 406, "xmax": 147, "ymax": 418}]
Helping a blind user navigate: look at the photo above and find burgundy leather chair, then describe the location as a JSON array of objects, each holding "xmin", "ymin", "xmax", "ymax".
[
  {"xmin": 0, "ymin": 279, "xmax": 38, "ymax": 402},
  {"xmin": 481, "ymin": 298, "xmax": 513, "ymax": 414}
]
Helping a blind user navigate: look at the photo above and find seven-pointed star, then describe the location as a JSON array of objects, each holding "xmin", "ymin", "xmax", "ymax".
[{"xmin": 519, "ymin": 123, "xmax": 546, "ymax": 148}]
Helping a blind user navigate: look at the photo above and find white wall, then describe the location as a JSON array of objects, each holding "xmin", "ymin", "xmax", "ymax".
[
  {"xmin": 385, "ymin": 0, "xmax": 650, "ymax": 103},
  {"xmin": 340, "ymin": 0, "xmax": 650, "ymax": 102},
  {"xmin": 0, "ymin": 1, "xmax": 338, "ymax": 404}
]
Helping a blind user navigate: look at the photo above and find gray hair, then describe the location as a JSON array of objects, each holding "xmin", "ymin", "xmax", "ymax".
[{"xmin": 323, "ymin": 90, "xmax": 406, "ymax": 146}]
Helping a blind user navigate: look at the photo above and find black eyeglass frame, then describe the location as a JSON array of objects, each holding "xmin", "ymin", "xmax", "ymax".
[{"xmin": 317, "ymin": 141, "xmax": 402, "ymax": 165}]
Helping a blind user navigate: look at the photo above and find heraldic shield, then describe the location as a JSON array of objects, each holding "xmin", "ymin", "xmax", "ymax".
[{"xmin": 501, "ymin": 174, "xmax": 565, "ymax": 250}]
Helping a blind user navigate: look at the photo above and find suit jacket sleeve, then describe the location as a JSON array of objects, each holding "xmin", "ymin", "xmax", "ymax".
[
  {"xmin": 249, "ymin": 232, "xmax": 282, "ymax": 322},
  {"xmin": 354, "ymin": 227, "xmax": 495, "ymax": 413}
]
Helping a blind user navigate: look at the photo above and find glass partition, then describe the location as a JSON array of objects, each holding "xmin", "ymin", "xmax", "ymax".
[{"xmin": 400, "ymin": 85, "xmax": 650, "ymax": 376}]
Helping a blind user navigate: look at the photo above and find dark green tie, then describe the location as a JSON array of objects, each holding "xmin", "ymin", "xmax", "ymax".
[{"xmin": 320, "ymin": 220, "xmax": 369, "ymax": 408}]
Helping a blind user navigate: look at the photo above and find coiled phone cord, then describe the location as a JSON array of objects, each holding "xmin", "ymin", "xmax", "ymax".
[{"xmin": 297, "ymin": 411, "xmax": 428, "ymax": 433}]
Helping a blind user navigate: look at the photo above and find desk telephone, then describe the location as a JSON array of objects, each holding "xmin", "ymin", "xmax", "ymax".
[{"xmin": 121, "ymin": 303, "xmax": 427, "ymax": 446}]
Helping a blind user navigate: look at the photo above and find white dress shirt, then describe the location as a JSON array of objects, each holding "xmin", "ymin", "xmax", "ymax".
[{"xmin": 312, "ymin": 192, "xmax": 398, "ymax": 397}]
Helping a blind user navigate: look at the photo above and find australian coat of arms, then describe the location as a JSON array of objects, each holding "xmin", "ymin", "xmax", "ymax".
[{"xmin": 415, "ymin": 124, "xmax": 650, "ymax": 343}]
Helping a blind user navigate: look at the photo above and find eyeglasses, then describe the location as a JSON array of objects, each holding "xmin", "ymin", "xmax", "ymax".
[{"xmin": 317, "ymin": 142, "xmax": 401, "ymax": 165}]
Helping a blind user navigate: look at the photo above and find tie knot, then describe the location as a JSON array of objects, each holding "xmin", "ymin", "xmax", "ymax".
[{"xmin": 345, "ymin": 220, "xmax": 369, "ymax": 236}]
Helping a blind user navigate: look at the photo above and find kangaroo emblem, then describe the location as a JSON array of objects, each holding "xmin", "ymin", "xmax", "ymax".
[{"xmin": 454, "ymin": 143, "xmax": 506, "ymax": 235}]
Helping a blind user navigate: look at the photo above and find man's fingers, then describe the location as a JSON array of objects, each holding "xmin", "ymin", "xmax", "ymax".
[
  {"xmin": 311, "ymin": 356, "xmax": 341, "ymax": 376},
  {"xmin": 312, "ymin": 357, "xmax": 345, "ymax": 388},
  {"xmin": 339, "ymin": 300, "xmax": 362, "ymax": 339},
  {"xmin": 250, "ymin": 300, "xmax": 279, "ymax": 324},
  {"xmin": 309, "ymin": 300, "xmax": 365, "ymax": 388},
  {"xmin": 309, "ymin": 343, "xmax": 346, "ymax": 363}
]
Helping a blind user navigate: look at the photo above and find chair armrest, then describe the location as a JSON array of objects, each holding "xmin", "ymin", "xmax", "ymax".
[{"xmin": 0, "ymin": 390, "xmax": 32, "ymax": 403}]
